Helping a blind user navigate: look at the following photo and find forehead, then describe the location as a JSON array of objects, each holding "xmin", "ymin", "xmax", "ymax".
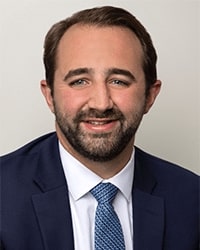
[
  {"xmin": 56, "ymin": 24, "xmax": 144, "ymax": 70},
  {"xmin": 59, "ymin": 24, "xmax": 142, "ymax": 49}
]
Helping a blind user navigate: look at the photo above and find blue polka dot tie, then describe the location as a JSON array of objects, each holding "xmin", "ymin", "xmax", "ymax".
[{"xmin": 90, "ymin": 182, "xmax": 125, "ymax": 250}]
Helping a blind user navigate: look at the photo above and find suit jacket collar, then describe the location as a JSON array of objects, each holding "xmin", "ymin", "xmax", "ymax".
[{"xmin": 32, "ymin": 133, "xmax": 164, "ymax": 250}]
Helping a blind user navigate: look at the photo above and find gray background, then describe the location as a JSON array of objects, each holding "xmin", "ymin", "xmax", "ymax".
[{"xmin": 0, "ymin": 0, "xmax": 199, "ymax": 174}]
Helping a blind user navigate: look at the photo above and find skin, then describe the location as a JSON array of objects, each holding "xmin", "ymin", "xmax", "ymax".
[{"xmin": 41, "ymin": 24, "xmax": 161, "ymax": 179}]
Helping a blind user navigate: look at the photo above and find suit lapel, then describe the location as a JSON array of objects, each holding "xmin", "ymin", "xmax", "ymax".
[
  {"xmin": 133, "ymin": 148, "xmax": 165, "ymax": 250},
  {"xmin": 32, "ymin": 134, "xmax": 74, "ymax": 250}
]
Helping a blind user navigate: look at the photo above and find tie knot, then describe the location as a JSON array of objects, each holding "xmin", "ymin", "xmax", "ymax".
[{"xmin": 90, "ymin": 182, "xmax": 118, "ymax": 204}]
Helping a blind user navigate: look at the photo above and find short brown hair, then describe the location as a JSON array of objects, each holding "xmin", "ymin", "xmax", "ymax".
[{"xmin": 43, "ymin": 6, "xmax": 157, "ymax": 95}]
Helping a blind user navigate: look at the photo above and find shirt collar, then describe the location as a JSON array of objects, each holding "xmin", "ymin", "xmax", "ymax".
[{"xmin": 59, "ymin": 142, "xmax": 135, "ymax": 202}]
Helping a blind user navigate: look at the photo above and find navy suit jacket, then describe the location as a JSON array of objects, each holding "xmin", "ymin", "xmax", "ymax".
[{"xmin": 0, "ymin": 132, "xmax": 199, "ymax": 249}]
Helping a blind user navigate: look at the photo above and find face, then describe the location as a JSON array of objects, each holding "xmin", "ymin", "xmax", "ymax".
[{"xmin": 41, "ymin": 25, "xmax": 160, "ymax": 162}]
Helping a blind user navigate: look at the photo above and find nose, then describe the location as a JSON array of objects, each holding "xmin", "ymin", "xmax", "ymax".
[{"xmin": 88, "ymin": 83, "xmax": 113, "ymax": 111}]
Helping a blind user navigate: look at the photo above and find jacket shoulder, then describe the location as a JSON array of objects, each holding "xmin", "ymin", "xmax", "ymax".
[
  {"xmin": 135, "ymin": 146, "xmax": 199, "ymax": 181},
  {"xmin": 1, "ymin": 132, "xmax": 57, "ymax": 161}
]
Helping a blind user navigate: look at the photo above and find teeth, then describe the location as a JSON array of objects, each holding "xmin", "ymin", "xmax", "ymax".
[{"xmin": 88, "ymin": 121, "xmax": 109, "ymax": 125}]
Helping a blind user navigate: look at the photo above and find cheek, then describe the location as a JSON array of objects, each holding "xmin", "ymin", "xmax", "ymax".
[
  {"xmin": 113, "ymin": 90, "xmax": 146, "ymax": 114},
  {"xmin": 53, "ymin": 90, "xmax": 87, "ymax": 115}
]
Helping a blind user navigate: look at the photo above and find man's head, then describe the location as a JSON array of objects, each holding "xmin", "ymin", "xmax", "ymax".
[
  {"xmin": 41, "ymin": 6, "xmax": 161, "ymax": 167},
  {"xmin": 43, "ymin": 6, "xmax": 157, "ymax": 96}
]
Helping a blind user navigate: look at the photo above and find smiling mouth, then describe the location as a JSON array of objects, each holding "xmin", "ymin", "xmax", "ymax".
[
  {"xmin": 86, "ymin": 120, "xmax": 115, "ymax": 125},
  {"xmin": 80, "ymin": 118, "xmax": 119, "ymax": 132}
]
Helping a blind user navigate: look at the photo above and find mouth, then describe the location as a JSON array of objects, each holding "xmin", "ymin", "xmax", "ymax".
[
  {"xmin": 86, "ymin": 119, "xmax": 115, "ymax": 125},
  {"xmin": 80, "ymin": 118, "xmax": 119, "ymax": 132}
]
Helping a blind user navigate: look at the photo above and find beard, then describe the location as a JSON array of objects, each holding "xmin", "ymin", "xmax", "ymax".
[{"xmin": 54, "ymin": 104, "xmax": 145, "ymax": 162}]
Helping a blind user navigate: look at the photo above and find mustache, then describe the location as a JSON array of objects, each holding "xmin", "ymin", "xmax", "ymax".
[{"xmin": 74, "ymin": 108, "xmax": 125, "ymax": 122}]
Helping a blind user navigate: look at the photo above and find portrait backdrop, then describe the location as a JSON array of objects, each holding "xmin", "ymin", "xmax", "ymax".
[{"xmin": 0, "ymin": 0, "xmax": 199, "ymax": 174}]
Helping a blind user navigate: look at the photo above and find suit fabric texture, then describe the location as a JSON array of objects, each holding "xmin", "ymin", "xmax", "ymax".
[{"xmin": 0, "ymin": 132, "xmax": 199, "ymax": 250}]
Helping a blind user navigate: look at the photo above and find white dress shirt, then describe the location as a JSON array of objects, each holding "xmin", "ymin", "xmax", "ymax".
[{"xmin": 59, "ymin": 142, "xmax": 135, "ymax": 250}]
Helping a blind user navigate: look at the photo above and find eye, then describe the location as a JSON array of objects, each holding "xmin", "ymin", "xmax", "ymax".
[
  {"xmin": 110, "ymin": 79, "xmax": 129, "ymax": 87},
  {"xmin": 69, "ymin": 79, "xmax": 88, "ymax": 87}
]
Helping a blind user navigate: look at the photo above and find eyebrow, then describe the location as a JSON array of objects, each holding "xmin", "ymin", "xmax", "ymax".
[
  {"xmin": 63, "ymin": 67, "xmax": 136, "ymax": 82},
  {"xmin": 106, "ymin": 68, "xmax": 136, "ymax": 81},
  {"xmin": 63, "ymin": 68, "xmax": 93, "ymax": 81}
]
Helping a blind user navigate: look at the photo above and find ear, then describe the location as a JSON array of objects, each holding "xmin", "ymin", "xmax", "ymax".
[
  {"xmin": 144, "ymin": 80, "xmax": 161, "ymax": 114},
  {"xmin": 40, "ymin": 80, "xmax": 55, "ymax": 113}
]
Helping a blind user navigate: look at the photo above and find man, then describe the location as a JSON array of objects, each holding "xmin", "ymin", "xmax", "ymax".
[{"xmin": 0, "ymin": 6, "xmax": 199, "ymax": 250}]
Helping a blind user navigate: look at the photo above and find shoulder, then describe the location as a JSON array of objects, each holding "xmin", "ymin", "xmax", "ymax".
[
  {"xmin": 135, "ymin": 146, "xmax": 199, "ymax": 187},
  {"xmin": 0, "ymin": 132, "xmax": 59, "ymax": 191},
  {"xmin": 1, "ymin": 132, "xmax": 57, "ymax": 164}
]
